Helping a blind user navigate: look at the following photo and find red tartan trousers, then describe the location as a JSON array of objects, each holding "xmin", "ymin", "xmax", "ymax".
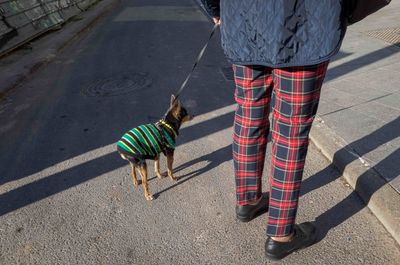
[{"xmin": 232, "ymin": 62, "xmax": 329, "ymax": 237}]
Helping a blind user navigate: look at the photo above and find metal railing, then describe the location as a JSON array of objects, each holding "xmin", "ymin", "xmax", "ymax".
[{"xmin": 0, "ymin": 0, "xmax": 99, "ymax": 56}]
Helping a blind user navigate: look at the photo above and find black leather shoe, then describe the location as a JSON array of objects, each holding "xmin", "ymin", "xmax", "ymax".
[
  {"xmin": 235, "ymin": 194, "xmax": 269, "ymax": 222},
  {"xmin": 265, "ymin": 222, "xmax": 317, "ymax": 261}
]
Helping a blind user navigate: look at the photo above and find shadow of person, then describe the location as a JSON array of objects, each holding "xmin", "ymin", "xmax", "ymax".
[
  {"xmin": 300, "ymin": 117, "xmax": 400, "ymax": 242},
  {"xmin": 314, "ymin": 149, "xmax": 399, "ymax": 242},
  {"xmin": 153, "ymin": 144, "xmax": 232, "ymax": 198}
]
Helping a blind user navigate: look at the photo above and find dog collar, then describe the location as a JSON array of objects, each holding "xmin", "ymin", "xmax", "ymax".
[{"xmin": 159, "ymin": 119, "xmax": 178, "ymax": 138}]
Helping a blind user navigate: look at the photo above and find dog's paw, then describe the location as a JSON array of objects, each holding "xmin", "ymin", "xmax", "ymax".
[
  {"xmin": 145, "ymin": 194, "xmax": 154, "ymax": 201},
  {"xmin": 169, "ymin": 176, "xmax": 178, "ymax": 182},
  {"xmin": 133, "ymin": 179, "xmax": 141, "ymax": 187}
]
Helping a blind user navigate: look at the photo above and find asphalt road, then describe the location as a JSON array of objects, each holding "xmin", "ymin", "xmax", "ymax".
[{"xmin": 1, "ymin": 0, "xmax": 399, "ymax": 264}]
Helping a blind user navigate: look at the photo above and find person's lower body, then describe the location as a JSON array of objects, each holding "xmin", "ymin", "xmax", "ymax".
[{"xmin": 232, "ymin": 61, "xmax": 329, "ymax": 260}]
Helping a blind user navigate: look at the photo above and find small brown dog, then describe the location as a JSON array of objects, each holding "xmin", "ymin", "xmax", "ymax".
[{"xmin": 117, "ymin": 95, "xmax": 193, "ymax": 200}]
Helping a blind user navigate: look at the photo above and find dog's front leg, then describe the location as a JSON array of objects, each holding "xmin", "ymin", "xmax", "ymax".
[
  {"xmin": 154, "ymin": 155, "xmax": 164, "ymax": 179},
  {"xmin": 138, "ymin": 163, "xmax": 154, "ymax": 201},
  {"xmin": 166, "ymin": 153, "xmax": 177, "ymax": 181}
]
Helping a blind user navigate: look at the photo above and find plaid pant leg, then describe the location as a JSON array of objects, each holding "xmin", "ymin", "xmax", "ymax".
[
  {"xmin": 233, "ymin": 64, "xmax": 273, "ymax": 206},
  {"xmin": 267, "ymin": 61, "xmax": 329, "ymax": 237}
]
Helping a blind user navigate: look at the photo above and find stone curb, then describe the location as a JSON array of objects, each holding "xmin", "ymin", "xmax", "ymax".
[
  {"xmin": 310, "ymin": 116, "xmax": 400, "ymax": 246},
  {"xmin": 0, "ymin": 0, "xmax": 120, "ymax": 97}
]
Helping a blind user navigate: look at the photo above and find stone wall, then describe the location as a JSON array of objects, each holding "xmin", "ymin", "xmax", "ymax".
[{"xmin": 0, "ymin": 0, "xmax": 99, "ymax": 56}]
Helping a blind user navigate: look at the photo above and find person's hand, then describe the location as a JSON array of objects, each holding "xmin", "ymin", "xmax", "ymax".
[{"xmin": 212, "ymin": 16, "xmax": 221, "ymax": 25}]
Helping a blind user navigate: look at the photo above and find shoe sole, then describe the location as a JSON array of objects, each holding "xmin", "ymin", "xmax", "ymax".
[
  {"xmin": 265, "ymin": 234, "xmax": 317, "ymax": 261},
  {"xmin": 236, "ymin": 214, "xmax": 253, "ymax": 222}
]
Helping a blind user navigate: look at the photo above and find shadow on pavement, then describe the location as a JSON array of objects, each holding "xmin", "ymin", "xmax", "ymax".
[
  {"xmin": 301, "ymin": 117, "xmax": 400, "ymax": 242},
  {"xmin": 325, "ymin": 45, "xmax": 399, "ymax": 82},
  {"xmin": 153, "ymin": 144, "xmax": 232, "ymax": 198},
  {"xmin": 0, "ymin": 2, "xmax": 229, "ymax": 187},
  {"xmin": 0, "ymin": 152, "xmax": 124, "ymax": 216},
  {"xmin": 0, "ymin": 111, "xmax": 234, "ymax": 216}
]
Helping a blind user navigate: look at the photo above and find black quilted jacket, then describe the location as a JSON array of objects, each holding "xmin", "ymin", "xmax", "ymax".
[{"xmin": 204, "ymin": 0, "xmax": 348, "ymax": 67}]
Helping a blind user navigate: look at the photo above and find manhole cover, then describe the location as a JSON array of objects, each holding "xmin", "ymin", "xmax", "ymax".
[
  {"xmin": 82, "ymin": 73, "xmax": 151, "ymax": 97},
  {"xmin": 365, "ymin": 28, "xmax": 400, "ymax": 47}
]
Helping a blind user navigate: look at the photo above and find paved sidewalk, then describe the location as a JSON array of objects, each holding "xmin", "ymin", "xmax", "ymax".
[
  {"xmin": 310, "ymin": 1, "xmax": 400, "ymax": 244},
  {"xmin": 319, "ymin": 1, "xmax": 400, "ymax": 192}
]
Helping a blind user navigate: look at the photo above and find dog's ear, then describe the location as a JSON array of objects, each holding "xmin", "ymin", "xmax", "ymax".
[
  {"xmin": 170, "ymin": 94, "xmax": 182, "ymax": 119},
  {"xmin": 170, "ymin": 94, "xmax": 176, "ymax": 107}
]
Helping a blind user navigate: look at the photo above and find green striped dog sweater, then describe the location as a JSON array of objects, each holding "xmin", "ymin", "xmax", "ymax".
[{"xmin": 117, "ymin": 122, "xmax": 175, "ymax": 159}]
